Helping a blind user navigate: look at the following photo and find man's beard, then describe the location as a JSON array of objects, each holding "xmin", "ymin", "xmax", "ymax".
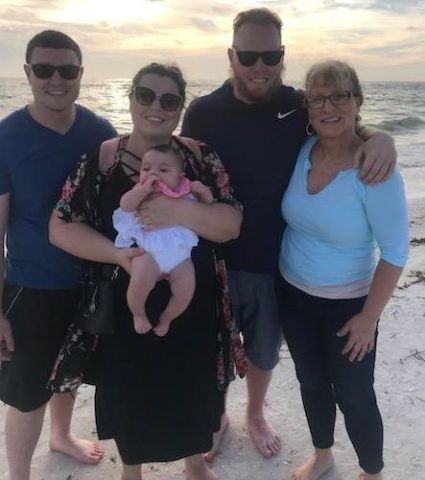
[{"xmin": 230, "ymin": 67, "xmax": 283, "ymax": 104}]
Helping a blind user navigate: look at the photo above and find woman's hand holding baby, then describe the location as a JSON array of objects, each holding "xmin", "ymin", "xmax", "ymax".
[
  {"xmin": 138, "ymin": 195, "xmax": 186, "ymax": 230},
  {"xmin": 115, "ymin": 246, "xmax": 145, "ymax": 274}
]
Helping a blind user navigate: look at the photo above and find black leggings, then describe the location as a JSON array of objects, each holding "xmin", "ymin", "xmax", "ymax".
[{"xmin": 277, "ymin": 277, "xmax": 384, "ymax": 474}]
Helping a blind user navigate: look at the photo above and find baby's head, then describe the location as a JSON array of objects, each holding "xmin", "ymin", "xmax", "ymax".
[{"xmin": 141, "ymin": 145, "xmax": 185, "ymax": 190}]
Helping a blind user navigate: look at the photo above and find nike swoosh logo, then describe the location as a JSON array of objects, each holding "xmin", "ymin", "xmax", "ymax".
[{"xmin": 277, "ymin": 108, "xmax": 298, "ymax": 120}]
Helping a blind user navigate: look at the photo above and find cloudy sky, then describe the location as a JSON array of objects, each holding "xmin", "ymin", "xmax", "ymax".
[{"xmin": 1, "ymin": 0, "xmax": 424, "ymax": 82}]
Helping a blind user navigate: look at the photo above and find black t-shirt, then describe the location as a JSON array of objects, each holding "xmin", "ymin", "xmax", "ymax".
[{"xmin": 181, "ymin": 80, "xmax": 308, "ymax": 274}]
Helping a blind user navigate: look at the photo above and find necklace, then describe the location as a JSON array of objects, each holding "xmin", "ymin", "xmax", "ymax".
[{"xmin": 122, "ymin": 148, "xmax": 143, "ymax": 162}]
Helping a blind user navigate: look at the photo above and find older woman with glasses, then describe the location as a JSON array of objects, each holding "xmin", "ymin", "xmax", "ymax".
[
  {"xmin": 49, "ymin": 62, "xmax": 244, "ymax": 480},
  {"xmin": 276, "ymin": 60, "xmax": 409, "ymax": 480}
]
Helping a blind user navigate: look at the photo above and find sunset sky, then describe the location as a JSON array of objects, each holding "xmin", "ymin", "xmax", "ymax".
[{"xmin": 0, "ymin": 0, "xmax": 424, "ymax": 82}]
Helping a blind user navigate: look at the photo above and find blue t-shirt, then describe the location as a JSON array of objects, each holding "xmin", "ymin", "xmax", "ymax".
[
  {"xmin": 181, "ymin": 81, "xmax": 308, "ymax": 274},
  {"xmin": 0, "ymin": 105, "xmax": 116, "ymax": 289},
  {"xmin": 279, "ymin": 136, "xmax": 409, "ymax": 286}
]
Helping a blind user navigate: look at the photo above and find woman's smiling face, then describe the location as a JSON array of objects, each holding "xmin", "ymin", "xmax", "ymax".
[
  {"xmin": 129, "ymin": 73, "xmax": 182, "ymax": 140},
  {"xmin": 307, "ymin": 84, "xmax": 360, "ymax": 139}
]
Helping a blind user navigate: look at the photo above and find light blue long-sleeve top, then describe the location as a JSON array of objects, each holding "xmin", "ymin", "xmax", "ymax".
[{"xmin": 279, "ymin": 136, "xmax": 409, "ymax": 288}]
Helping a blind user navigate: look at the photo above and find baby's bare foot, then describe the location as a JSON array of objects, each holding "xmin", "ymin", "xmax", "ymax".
[
  {"xmin": 291, "ymin": 450, "xmax": 334, "ymax": 480},
  {"xmin": 153, "ymin": 315, "xmax": 172, "ymax": 337},
  {"xmin": 133, "ymin": 315, "xmax": 152, "ymax": 334}
]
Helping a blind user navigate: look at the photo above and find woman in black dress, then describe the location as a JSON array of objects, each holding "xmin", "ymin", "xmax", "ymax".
[{"xmin": 49, "ymin": 63, "xmax": 244, "ymax": 480}]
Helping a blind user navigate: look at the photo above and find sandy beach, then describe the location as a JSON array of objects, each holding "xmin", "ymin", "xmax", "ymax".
[{"xmin": 1, "ymin": 167, "xmax": 424, "ymax": 480}]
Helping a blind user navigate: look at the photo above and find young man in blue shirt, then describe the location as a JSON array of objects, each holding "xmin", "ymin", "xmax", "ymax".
[{"xmin": 0, "ymin": 30, "xmax": 116, "ymax": 480}]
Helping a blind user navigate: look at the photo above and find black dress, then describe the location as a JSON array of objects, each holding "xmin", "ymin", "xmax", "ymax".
[{"xmin": 52, "ymin": 135, "xmax": 246, "ymax": 464}]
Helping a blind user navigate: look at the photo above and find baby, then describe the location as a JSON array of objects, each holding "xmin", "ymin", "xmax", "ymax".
[{"xmin": 113, "ymin": 144, "xmax": 213, "ymax": 336}]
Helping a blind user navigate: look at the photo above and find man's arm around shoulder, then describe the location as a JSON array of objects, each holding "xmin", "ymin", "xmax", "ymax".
[{"xmin": 355, "ymin": 126, "xmax": 396, "ymax": 184}]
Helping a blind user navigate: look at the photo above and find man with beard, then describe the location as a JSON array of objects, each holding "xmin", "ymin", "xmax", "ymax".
[{"xmin": 181, "ymin": 7, "xmax": 396, "ymax": 460}]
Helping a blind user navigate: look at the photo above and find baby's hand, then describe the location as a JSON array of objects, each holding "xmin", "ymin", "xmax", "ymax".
[
  {"xmin": 190, "ymin": 180, "xmax": 213, "ymax": 204},
  {"xmin": 140, "ymin": 176, "xmax": 158, "ymax": 194}
]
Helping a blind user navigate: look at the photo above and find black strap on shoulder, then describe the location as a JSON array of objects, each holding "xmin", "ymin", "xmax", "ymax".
[{"xmin": 119, "ymin": 160, "xmax": 140, "ymax": 178}]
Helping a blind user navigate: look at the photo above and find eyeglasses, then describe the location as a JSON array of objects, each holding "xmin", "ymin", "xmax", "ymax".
[
  {"xmin": 306, "ymin": 91, "xmax": 353, "ymax": 109},
  {"xmin": 27, "ymin": 64, "xmax": 82, "ymax": 80},
  {"xmin": 133, "ymin": 86, "xmax": 183, "ymax": 112},
  {"xmin": 233, "ymin": 46, "xmax": 285, "ymax": 67}
]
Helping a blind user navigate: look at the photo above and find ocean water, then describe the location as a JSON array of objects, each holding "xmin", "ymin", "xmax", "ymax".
[{"xmin": 1, "ymin": 78, "xmax": 424, "ymax": 172}]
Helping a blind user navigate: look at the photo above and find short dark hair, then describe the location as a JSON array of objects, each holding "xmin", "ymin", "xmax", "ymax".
[
  {"xmin": 25, "ymin": 30, "xmax": 82, "ymax": 64},
  {"xmin": 233, "ymin": 8, "xmax": 282, "ymax": 36},
  {"xmin": 144, "ymin": 144, "xmax": 185, "ymax": 171},
  {"xmin": 130, "ymin": 63, "xmax": 186, "ymax": 102}
]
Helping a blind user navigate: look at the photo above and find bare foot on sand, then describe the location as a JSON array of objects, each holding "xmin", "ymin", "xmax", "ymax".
[
  {"xmin": 204, "ymin": 413, "xmax": 229, "ymax": 461},
  {"xmin": 133, "ymin": 315, "xmax": 152, "ymax": 334},
  {"xmin": 359, "ymin": 473, "xmax": 383, "ymax": 480},
  {"xmin": 185, "ymin": 454, "xmax": 220, "ymax": 479},
  {"xmin": 248, "ymin": 414, "xmax": 281, "ymax": 457},
  {"xmin": 291, "ymin": 449, "xmax": 334, "ymax": 480},
  {"xmin": 49, "ymin": 434, "xmax": 104, "ymax": 464}
]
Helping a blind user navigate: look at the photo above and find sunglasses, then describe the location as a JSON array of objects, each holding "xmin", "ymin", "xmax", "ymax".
[
  {"xmin": 306, "ymin": 91, "xmax": 353, "ymax": 109},
  {"xmin": 27, "ymin": 64, "xmax": 82, "ymax": 80},
  {"xmin": 133, "ymin": 86, "xmax": 183, "ymax": 112},
  {"xmin": 233, "ymin": 46, "xmax": 285, "ymax": 67}
]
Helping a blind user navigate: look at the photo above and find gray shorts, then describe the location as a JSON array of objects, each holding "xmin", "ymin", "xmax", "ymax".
[{"xmin": 228, "ymin": 271, "xmax": 282, "ymax": 370}]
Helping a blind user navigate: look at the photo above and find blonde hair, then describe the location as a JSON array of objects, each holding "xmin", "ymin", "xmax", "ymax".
[{"xmin": 305, "ymin": 60, "xmax": 363, "ymax": 107}]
